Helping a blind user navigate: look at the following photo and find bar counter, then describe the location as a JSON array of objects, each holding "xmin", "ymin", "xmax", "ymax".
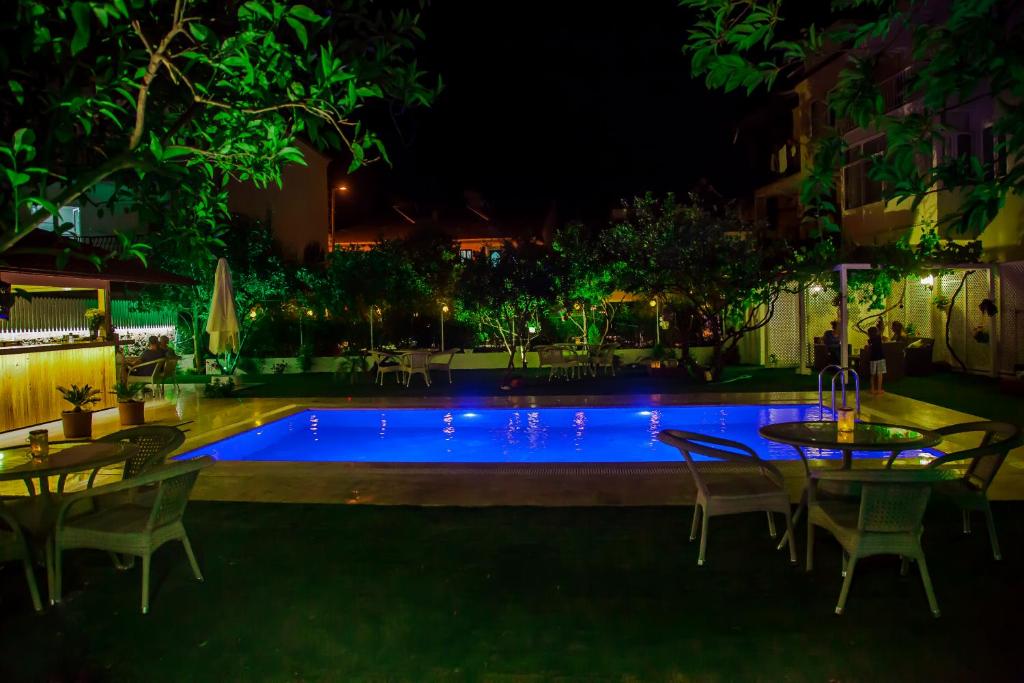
[{"xmin": 0, "ymin": 341, "xmax": 117, "ymax": 433}]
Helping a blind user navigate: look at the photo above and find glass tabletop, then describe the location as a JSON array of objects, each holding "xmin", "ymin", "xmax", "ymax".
[
  {"xmin": 758, "ymin": 420, "xmax": 942, "ymax": 452},
  {"xmin": 0, "ymin": 442, "xmax": 137, "ymax": 480}
]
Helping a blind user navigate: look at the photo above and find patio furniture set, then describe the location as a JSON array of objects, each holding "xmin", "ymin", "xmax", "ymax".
[
  {"xmin": 659, "ymin": 419, "xmax": 1021, "ymax": 617},
  {"xmin": 368, "ymin": 348, "xmax": 459, "ymax": 387},
  {"xmin": 1, "ymin": 415, "xmax": 1019, "ymax": 620},
  {"xmin": 0, "ymin": 426, "xmax": 210, "ymax": 614},
  {"xmin": 536, "ymin": 342, "xmax": 619, "ymax": 380}
]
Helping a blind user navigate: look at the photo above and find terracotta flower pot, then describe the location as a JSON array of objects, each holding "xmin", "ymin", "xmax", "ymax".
[
  {"xmin": 118, "ymin": 400, "xmax": 146, "ymax": 426},
  {"xmin": 62, "ymin": 410, "xmax": 94, "ymax": 439}
]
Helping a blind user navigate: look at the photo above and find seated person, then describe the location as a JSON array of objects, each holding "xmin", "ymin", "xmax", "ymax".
[
  {"xmin": 158, "ymin": 335, "xmax": 180, "ymax": 359},
  {"xmin": 890, "ymin": 320, "xmax": 906, "ymax": 342},
  {"xmin": 130, "ymin": 337, "xmax": 166, "ymax": 376}
]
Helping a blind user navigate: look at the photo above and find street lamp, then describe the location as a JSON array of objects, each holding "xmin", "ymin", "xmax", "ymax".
[
  {"xmin": 649, "ymin": 297, "xmax": 661, "ymax": 345},
  {"xmin": 440, "ymin": 303, "xmax": 449, "ymax": 351},
  {"xmin": 329, "ymin": 183, "xmax": 350, "ymax": 252}
]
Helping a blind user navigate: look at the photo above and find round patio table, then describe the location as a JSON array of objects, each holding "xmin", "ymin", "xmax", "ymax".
[
  {"xmin": 759, "ymin": 420, "xmax": 942, "ymax": 470},
  {"xmin": 0, "ymin": 441, "xmax": 138, "ymax": 497},
  {"xmin": 760, "ymin": 420, "xmax": 942, "ymax": 553}
]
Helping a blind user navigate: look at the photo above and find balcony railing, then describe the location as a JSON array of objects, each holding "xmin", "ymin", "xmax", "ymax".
[{"xmin": 835, "ymin": 66, "xmax": 917, "ymax": 135}]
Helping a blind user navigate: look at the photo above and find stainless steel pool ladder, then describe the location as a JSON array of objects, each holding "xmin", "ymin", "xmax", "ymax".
[{"xmin": 817, "ymin": 364, "xmax": 860, "ymax": 420}]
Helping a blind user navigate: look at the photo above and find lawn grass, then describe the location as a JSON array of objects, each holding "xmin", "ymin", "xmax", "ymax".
[{"xmin": 2, "ymin": 500, "xmax": 1022, "ymax": 681}]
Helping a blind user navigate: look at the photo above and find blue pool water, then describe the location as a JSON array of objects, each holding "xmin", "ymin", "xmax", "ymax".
[{"xmin": 182, "ymin": 404, "xmax": 936, "ymax": 463}]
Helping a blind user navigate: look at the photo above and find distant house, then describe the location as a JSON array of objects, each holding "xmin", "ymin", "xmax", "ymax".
[
  {"xmin": 227, "ymin": 139, "xmax": 331, "ymax": 260},
  {"xmin": 332, "ymin": 195, "xmax": 556, "ymax": 258}
]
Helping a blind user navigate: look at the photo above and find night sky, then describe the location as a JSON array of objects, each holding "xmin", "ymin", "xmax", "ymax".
[{"xmin": 348, "ymin": 1, "xmax": 749, "ymax": 220}]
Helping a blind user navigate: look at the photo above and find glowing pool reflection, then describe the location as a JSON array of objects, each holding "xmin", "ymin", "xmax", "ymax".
[{"xmin": 181, "ymin": 405, "xmax": 938, "ymax": 463}]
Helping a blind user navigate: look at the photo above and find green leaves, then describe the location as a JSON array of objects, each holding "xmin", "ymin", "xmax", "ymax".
[{"xmin": 70, "ymin": 1, "xmax": 91, "ymax": 55}]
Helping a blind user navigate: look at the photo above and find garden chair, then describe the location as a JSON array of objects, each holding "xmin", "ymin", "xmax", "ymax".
[
  {"xmin": 657, "ymin": 430, "xmax": 796, "ymax": 566},
  {"xmin": 537, "ymin": 346, "xmax": 577, "ymax": 380},
  {"xmin": 0, "ymin": 503, "xmax": 43, "ymax": 612},
  {"xmin": 152, "ymin": 357, "xmax": 179, "ymax": 396},
  {"xmin": 90, "ymin": 425, "xmax": 188, "ymax": 488},
  {"xmin": 429, "ymin": 348, "xmax": 459, "ymax": 384},
  {"xmin": 590, "ymin": 343, "xmax": 619, "ymax": 376},
  {"xmin": 373, "ymin": 352, "xmax": 404, "ymax": 386},
  {"xmin": 50, "ymin": 456, "xmax": 214, "ymax": 614},
  {"xmin": 925, "ymin": 421, "xmax": 1022, "ymax": 560},
  {"xmin": 806, "ymin": 469, "xmax": 943, "ymax": 617},
  {"xmin": 401, "ymin": 350, "xmax": 432, "ymax": 387}
]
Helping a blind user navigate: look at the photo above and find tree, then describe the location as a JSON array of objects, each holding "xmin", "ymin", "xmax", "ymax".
[
  {"xmin": 455, "ymin": 241, "xmax": 555, "ymax": 369},
  {"xmin": 549, "ymin": 222, "xmax": 622, "ymax": 347},
  {"xmin": 681, "ymin": 0, "xmax": 1023, "ymax": 238},
  {"xmin": 305, "ymin": 242, "xmax": 431, "ymax": 347},
  {"xmin": 0, "ymin": 0, "xmax": 439, "ymax": 257},
  {"xmin": 603, "ymin": 194, "xmax": 790, "ymax": 381}
]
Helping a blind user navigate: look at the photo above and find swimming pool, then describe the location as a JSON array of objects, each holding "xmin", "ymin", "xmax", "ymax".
[{"xmin": 181, "ymin": 404, "xmax": 937, "ymax": 463}]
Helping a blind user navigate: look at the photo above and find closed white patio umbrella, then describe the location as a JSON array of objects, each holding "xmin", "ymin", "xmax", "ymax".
[{"xmin": 206, "ymin": 258, "xmax": 240, "ymax": 356}]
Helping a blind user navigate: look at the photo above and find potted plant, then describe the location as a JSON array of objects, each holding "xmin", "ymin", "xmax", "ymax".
[
  {"xmin": 84, "ymin": 308, "xmax": 106, "ymax": 340},
  {"xmin": 112, "ymin": 382, "xmax": 150, "ymax": 426},
  {"xmin": 56, "ymin": 384, "xmax": 102, "ymax": 438}
]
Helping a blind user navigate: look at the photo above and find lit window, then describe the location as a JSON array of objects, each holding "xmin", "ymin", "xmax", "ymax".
[
  {"xmin": 460, "ymin": 249, "xmax": 474, "ymax": 260},
  {"xmin": 982, "ymin": 126, "xmax": 1007, "ymax": 180}
]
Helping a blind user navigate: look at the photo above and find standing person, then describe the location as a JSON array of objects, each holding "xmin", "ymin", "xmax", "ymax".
[
  {"xmin": 867, "ymin": 325, "xmax": 886, "ymax": 394},
  {"xmin": 823, "ymin": 320, "xmax": 841, "ymax": 364}
]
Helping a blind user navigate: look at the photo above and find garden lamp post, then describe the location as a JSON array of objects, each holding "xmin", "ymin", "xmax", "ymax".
[
  {"xmin": 440, "ymin": 303, "xmax": 449, "ymax": 351},
  {"xmin": 649, "ymin": 297, "xmax": 660, "ymax": 346},
  {"xmin": 368, "ymin": 305, "xmax": 380, "ymax": 351},
  {"xmin": 329, "ymin": 183, "xmax": 350, "ymax": 252}
]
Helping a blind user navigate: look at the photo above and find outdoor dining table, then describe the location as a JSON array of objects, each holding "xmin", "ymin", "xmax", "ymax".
[
  {"xmin": 758, "ymin": 420, "xmax": 942, "ymax": 553},
  {"xmin": 758, "ymin": 420, "xmax": 942, "ymax": 470},
  {"xmin": 0, "ymin": 441, "xmax": 138, "ymax": 497}
]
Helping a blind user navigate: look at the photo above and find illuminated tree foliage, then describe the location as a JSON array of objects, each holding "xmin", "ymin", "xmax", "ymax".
[
  {"xmin": 681, "ymin": 0, "xmax": 1023, "ymax": 238},
  {"xmin": 549, "ymin": 222, "xmax": 623, "ymax": 347},
  {"xmin": 455, "ymin": 241, "xmax": 555, "ymax": 369},
  {"xmin": 0, "ymin": 0, "xmax": 439, "ymax": 257},
  {"xmin": 604, "ymin": 193, "xmax": 789, "ymax": 381}
]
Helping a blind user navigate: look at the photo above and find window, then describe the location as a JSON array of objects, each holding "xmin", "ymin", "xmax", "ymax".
[
  {"xmin": 809, "ymin": 100, "xmax": 834, "ymax": 138},
  {"xmin": 842, "ymin": 136, "xmax": 887, "ymax": 210},
  {"xmin": 459, "ymin": 249, "xmax": 474, "ymax": 261},
  {"xmin": 982, "ymin": 126, "xmax": 1007, "ymax": 180},
  {"xmin": 36, "ymin": 204, "xmax": 80, "ymax": 236}
]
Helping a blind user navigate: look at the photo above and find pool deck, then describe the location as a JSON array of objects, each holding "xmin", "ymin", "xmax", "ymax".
[{"xmin": 2, "ymin": 387, "xmax": 1021, "ymax": 505}]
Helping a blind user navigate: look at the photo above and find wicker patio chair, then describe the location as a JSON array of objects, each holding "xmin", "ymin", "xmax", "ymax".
[
  {"xmin": 373, "ymin": 352, "xmax": 404, "ymax": 386},
  {"xmin": 658, "ymin": 430, "xmax": 797, "ymax": 566},
  {"xmin": 90, "ymin": 425, "xmax": 188, "ymax": 487},
  {"xmin": 590, "ymin": 343, "xmax": 619, "ymax": 377},
  {"xmin": 51, "ymin": 456, "xmax": 214, "ymax": 614},
  {"xmin": 401, "ymin": 350, "xmax": 433, "ymax": 387},
  {"xmin": 806, "ymin": 469, "xmax": 944, "ymax": 617},
  {"xmin": 926, "ymin": 421, "xmax": 1022, "ymax": 561},
  {"xmin": 0, "ymin": 504, "xmax": 43, "ymax": 612},
  {"xmin": 429, "ymin": 348, "xmax": 459, "ymax": 384},
  {"xmin": 537, "ymin": 346, "xmax": 577, "ymax": 380},
  {"xmin": 152, "ymin": 357, "xmax": 179, "ymax": 396}
]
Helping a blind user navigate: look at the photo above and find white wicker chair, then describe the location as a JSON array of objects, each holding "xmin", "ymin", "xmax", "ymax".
[
  {"xmin": 658, "ymin": 430, "xmax": 796, "ymax": 566},
  {"xmin": 401, "ymin": 350, "xmax": 432, "ymax": 387},
  {"xmin": 806, "ymin": 469, "xmax": 945, "ymax": 617},
  {"xmin": 429, "ymin": 349, "xmax": 459, "ymax": 384}
]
